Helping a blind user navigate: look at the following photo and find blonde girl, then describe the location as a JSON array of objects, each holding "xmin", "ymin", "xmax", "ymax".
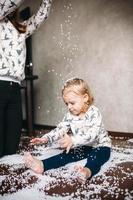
[{"xmin": 24, "ymin": 78, "xmax": 111, "ymax": 181}]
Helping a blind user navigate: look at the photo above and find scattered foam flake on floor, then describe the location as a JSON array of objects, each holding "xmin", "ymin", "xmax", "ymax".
[
  {"xmin": 0, "ymin": 136, "xmax": 133, "ymax": 200},
  {"xmin": 127, "ymin": 138, "xmax": 133, "ymax": 144}
]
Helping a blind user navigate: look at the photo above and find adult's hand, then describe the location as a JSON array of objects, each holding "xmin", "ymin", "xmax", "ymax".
[{"xmin": 0, "ymin": 0, "xmax": 24, "ymax": 20}]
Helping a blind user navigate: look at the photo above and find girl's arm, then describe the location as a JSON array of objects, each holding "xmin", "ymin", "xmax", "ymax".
[
  {"xmin": 42, "ymin": 115, "xmax": 70, "ymax": 145},
  {"xmin": 23, "ymin": 0, "xmax": 52, "ymax": 38},
  {"xmin": 0, "ymin": 0, "xmax": 23, "ymax": 20},
  {"xmin": 71, "ymin": 108, "xmax": 104, "ymax": 147},
  {"xmin": 30, "ymin": 137, "xmax": 48, "ymax": 145},
  {"xmin": 30, "ymin": 114, "xmax": 70, "ymax": 145}
]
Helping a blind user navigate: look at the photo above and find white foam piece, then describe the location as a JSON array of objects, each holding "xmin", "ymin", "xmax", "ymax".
[{"xmin": 127, "ymin": 138, "xmax": 133, "ymax": 143}]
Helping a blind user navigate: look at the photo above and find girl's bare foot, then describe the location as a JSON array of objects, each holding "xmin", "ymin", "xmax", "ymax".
[
  {"xmin": 24, "ymin": 152, "xmax": 44, "ymax": 174},
  {"xmin": 74, "ymin": 165, "xmax": 92, "ymax": 183}
]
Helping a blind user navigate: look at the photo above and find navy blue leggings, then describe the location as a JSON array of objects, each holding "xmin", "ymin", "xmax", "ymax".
[{"xmin": 42, "ymin": 146, "xmax": 111, "ymax": 177}]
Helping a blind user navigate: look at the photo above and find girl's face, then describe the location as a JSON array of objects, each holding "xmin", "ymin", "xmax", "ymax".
[{"xmin": 63, "ymin": 91, "xmax": 89, "ymax": 116}]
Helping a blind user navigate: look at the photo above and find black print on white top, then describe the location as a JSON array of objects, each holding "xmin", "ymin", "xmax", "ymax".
[
  {"xmin": 43, "ymin": 105, "xmax": 111, "ymax": 148},
  {"xmin": 0, "ymin": 0, "xmax": 23, "ymax": 19}
]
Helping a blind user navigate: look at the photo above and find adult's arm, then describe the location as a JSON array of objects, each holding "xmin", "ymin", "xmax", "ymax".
[
  {"xmin": 0, "ymin": 0, "xmax": 24, "ymax": 20},
  {"xmin": 23, "ymin": 0, "xmax": 52, "ymax": 38}
]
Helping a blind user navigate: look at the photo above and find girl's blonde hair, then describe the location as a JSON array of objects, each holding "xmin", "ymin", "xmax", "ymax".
[{"xmin": 62, "ymin": 78, "xmax": 94, "ymax": 105}]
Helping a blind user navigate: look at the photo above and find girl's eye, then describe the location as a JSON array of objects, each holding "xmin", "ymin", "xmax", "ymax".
[
  {"xmin": 65, "ymin": 101, "xmax": 75, "ymax": 106},
  {"xmin": 70, "ymin": 102, "xmax": 75, "ymax": 105}
]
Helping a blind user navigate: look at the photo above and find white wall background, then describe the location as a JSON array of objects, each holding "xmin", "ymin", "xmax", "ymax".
[{"xmin": 21, "ymin": 0, "xmax": 133, "ymax": 133}]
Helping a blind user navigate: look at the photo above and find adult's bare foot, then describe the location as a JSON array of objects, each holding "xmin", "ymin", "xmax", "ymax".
[{"xmin": 24, "ymin": 152, "xmax": 44, "ymax": 174}]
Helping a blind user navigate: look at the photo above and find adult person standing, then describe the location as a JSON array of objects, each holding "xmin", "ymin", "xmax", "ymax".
[{"xmin": 0, "ymin": 0, "xmax": 52, "ymax": 157}]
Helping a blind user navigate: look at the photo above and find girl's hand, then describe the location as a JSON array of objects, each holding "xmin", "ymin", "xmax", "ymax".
[
  {"xmin": 30, "ymin": 137, "xmax": 48, "ymax": 145},
  {"xmin": 59, "ymin": 133, "xmax": 73, "ymax": 154}
]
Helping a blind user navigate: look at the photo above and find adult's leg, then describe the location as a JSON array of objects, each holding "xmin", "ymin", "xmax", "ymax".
[
  {"xmin": 4, "ymin": 83, "xmax": 22, "ymax": 155},
  {"xmin": 0, "ymin": 86, "xmax": 6, "ymax": 157},
  {"xmin": 0, "ymin": 81, "xmax": 10, "ymax": 157},
  {"xmin": 0, "ymin": 108, "xmax": 5, "ymax": 157}
]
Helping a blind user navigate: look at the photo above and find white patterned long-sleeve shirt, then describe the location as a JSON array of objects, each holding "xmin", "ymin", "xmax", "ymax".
[
  {"xmin": 0, "ymin": 0, "xmax": 52, "ymax": 83},
  {"xmin": 0, "ymin": 0, "xmax": 24, "ymax": 20},
  {"xmin": 43, "ymin": 105, "xmax": 111, "ymax": 148}
]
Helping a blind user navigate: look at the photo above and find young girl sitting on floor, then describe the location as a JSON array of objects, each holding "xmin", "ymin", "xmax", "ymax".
[{"xmin": 24, "ymin": 78, "xmax": 111, "ymax": 181}]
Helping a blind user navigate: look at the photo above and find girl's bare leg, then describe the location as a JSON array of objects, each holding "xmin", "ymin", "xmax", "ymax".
[{"xmin": 24, "ymin": 152, "xmax": 44, "ymax": 174}]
